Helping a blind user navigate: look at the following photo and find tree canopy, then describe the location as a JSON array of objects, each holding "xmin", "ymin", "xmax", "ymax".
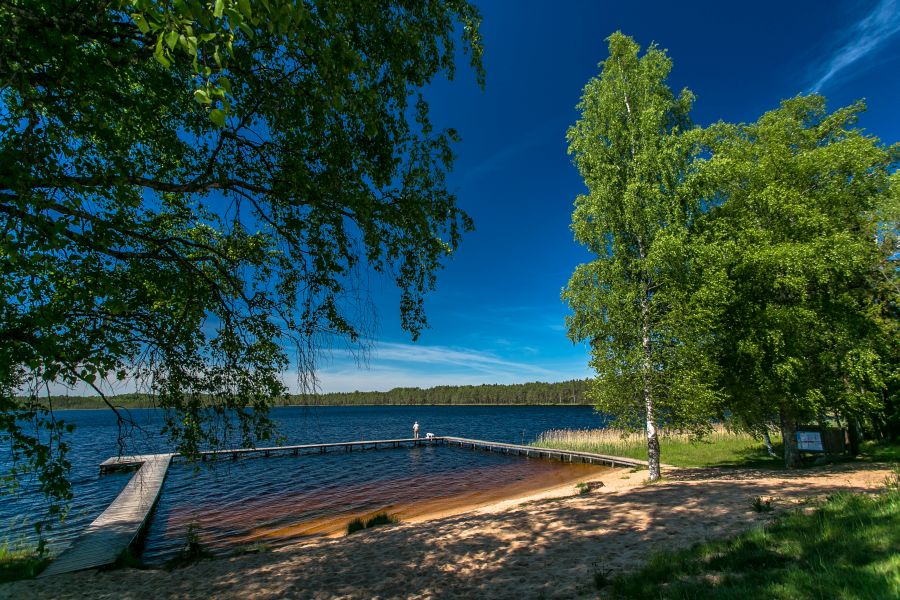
[
  {"xmin": 694, "ymin": 96, "xmax": 899, "ymax": 465},
  {"xmin": 564, "ymin": 32, "xmax": 726, "ymax": 480},
  {"xmin": 566, "ymin": 32, "xmax": 898, "ymax": 472},
  {"xmin": 1, "ymin": 0, "xmax": 483, "ymax": 516}
]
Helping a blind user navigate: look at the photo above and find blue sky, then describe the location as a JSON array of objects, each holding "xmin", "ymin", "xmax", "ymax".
[{"xmin": 312, "ymin": 0, "xmax": 900, "ymax": 393}]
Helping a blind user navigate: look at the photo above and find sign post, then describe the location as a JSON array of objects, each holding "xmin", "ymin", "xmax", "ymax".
[{"xmin": 796, "ymin": 430, "xmax": 824, "ymax": 453}]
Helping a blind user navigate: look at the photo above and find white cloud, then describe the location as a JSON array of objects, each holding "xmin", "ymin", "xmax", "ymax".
[
  {"xmin": 296, "ymin": 341, "xmax": 592, "ymax": 393},
  {"xmin": 811, "ymin": 0, "xmax": 900, "ymax": 92},
  {"xmin": 374, "ymin": 341, "xmax": 553, "ymax": 375}
]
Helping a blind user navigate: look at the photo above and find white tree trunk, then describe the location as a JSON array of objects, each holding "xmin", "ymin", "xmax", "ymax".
[{"xmin": 641, "ymin": 288, "xmax": 661, "ymax": 481}]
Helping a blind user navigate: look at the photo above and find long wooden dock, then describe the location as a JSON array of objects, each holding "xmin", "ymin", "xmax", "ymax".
[
  {"xmin": 443, "ymin": 436, "xmax": 648, "ymax": 468},
  {"xmin": 40, "ymin": 454, "xmax": 173, "ymax": 578},
  {"xmin": 42, "ymin": 435, "xmax": 646, "ymax": 576}
]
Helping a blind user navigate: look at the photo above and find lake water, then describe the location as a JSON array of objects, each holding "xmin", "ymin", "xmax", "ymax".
[{"xmin": 1, "ymin": 405, "xmax": 608, "ymax": 562}]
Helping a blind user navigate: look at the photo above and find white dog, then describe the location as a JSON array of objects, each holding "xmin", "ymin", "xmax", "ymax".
[{"xmin": 425, "ymin": 432, "xmax": 435, "ymax": 440}]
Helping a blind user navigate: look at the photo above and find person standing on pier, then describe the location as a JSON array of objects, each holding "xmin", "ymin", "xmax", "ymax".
[{"xmin": 413, "ymin": 421, "xmax": 420, "ymax": 439}]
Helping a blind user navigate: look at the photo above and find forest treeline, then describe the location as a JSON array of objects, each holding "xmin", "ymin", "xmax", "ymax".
[
  {"xmin": 36, "ymin": 379, "xmax": 593, "ymax": 410},
  {"xmin": 290, "ymin": 379, "xmax": 591, "ymax": 405}
]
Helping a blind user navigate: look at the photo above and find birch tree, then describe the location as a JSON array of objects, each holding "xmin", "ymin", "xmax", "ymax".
[{"xmin": 564, "ymin": 33, "xmax": 725, "ymax": 480}]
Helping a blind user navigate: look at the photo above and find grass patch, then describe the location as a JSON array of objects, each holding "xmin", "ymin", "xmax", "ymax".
[
  {"xmin": 0, "ymin": 543, "xmax": 49, "ymax": 582},
  {"xmin": 609, "ymin": 488, "xmax": 900, "ymax": 599},
  {"xmin": 860, "ymin": 439, "xmax": 900, "ymax": 463},
  {"xmin": 533, "ymin": 426, "xmax": 782, "ymax": 469},
  {"xmin": 346, "ymin": 512, "xmax": 399, "ymax": 535}
]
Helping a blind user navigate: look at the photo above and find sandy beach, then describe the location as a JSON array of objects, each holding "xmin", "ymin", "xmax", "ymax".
[{"xmin": 2, "ymin": 462, "xmax": 891, "ymax": 600}]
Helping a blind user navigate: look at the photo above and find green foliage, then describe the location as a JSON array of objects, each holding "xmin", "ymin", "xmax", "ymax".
[
  {"xmin": 564, "ymin": 32, "xmax": 726, "ymax": 478},
  {"xmin": 610, "ymin": 489, "xmax": 900, "ymax": 599},
  {"xmin": 1, "ymin": 1, "xmax": 483, "ymax": 525},
  {"xmin": 693, "ymin": 95, "xmax": 900, "ymax": 464}
]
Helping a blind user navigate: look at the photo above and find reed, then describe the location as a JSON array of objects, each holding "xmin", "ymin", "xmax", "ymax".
[{"xmin": 533, "ymin": 425, "xmax": 781, "ymax": 468}]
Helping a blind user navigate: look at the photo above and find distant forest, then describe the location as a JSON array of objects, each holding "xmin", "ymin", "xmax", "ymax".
[
  {"xmin": 290, "ymin": 379, "xmax": 591, "ymax": 406},
  {"xmin": 39, "ymin": 379, "xmax": 593, "ymax": 410}
]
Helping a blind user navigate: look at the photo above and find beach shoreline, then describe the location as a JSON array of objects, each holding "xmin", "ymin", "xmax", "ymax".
[{"xmin": 2, "ymin": 461, "xmax": 891, "ymax": 600}]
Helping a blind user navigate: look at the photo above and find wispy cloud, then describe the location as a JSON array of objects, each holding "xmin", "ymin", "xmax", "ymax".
[
  {"xmin": 301, "ymin": 341, "xmax": 592, "ymax": 393},
  {"xmin": 811, "ymin": 0, "xmax": 900, "ymax": 92},
  {"xmin": 374, "ymin": 342, "xmax": 554, "ymax": 376}
]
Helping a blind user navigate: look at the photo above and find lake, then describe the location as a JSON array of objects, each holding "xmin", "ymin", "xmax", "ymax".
[{"xmin": 1, "ymin": 405, "xmax": 608, "ymax": 562}]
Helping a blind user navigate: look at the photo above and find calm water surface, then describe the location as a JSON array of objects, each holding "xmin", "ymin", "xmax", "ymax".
[{"xmin": 1, "ymin": 405, "xmax": 607, "ymax": 561}]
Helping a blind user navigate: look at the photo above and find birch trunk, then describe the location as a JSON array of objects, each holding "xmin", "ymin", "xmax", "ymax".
[
  {"xmin": 641, "ymin": 287, "xmax": 661, "ymax": 481},
  {"xmin": 762, "ymin": 429, "xmax": 777, "ymax": 457}
]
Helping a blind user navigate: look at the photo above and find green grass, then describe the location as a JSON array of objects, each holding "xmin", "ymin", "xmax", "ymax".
[
  {"xmin": 0, "ymin": 543, "xmax": 49, "ymax": 582},
  {"xmin": 346, "ymin": 512, "xmax": 400, "ymax": 535},
  {"xmin": 606, "ymin": 486, "xmax": 900, "ymax": 599},
  {"xmin": 533, "ymin": 427, "xmax": 783, "ymax": 469},
  {"xmin": 860, "ymin": 439, "xmax": 900, "ymax": 463}
]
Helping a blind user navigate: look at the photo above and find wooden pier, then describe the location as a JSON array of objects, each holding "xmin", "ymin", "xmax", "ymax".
[
  {"xmin": 42, "ymin": 435, "xmax": 644, "ymax": 576},
  {"xmin": 40, "ymin": 454, "xmax": 173, "ymax": 578},
  {"xmin": 442, "ymin": 436, "xmax": 647, "ymax": 468}
]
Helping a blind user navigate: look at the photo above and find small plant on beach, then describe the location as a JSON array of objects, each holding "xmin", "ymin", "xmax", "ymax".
[
  {"xmin": 165, "ymin": 523, "xmax": 214, "ymax": 570},
  {"xmin": 365, "ymin": 513, "xmax": 399, "ymax": 528},
  {"xmin": 346, "ymin": 518, "xmax": 366, "ymax": 534},
  {"xmin": 575, "ymin": 482, "xmax": 591, "ymax": 495},
  {"xmin": 347, "ymin": 512, "xmax": 399, "ymax": 535},
  {"xmin": 751, "ymin": 496, "xmax": 774, "ymax": 513}
]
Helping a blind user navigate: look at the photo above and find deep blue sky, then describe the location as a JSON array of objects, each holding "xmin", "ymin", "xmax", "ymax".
[{"xmin": 317, "ymin": 0, "xmax": 900, "ymax": 392}]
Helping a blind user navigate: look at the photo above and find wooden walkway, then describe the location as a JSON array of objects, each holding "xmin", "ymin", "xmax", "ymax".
[
  {"xmin": 443, "ymin": 436, "xmax": 648, "ymax": 468},
  {"xmin": 42, "ymin": 435, "xmax": 645, "ymax": 576},
  {"xmin": 40, "ymin": 454, "xmax": 173, "ymax": 578}
]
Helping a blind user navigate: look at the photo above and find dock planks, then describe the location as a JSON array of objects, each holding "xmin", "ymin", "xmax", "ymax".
[
  {"xmin": 39, "ymin": 454, "xmax": 173, "ymax": 578},
  {"xmin": 41, "ymin": 435, "xmax": 646, "ymax": 576},
  {"xmin": 442, "ymin": 436, "xmax": 649, "ymax": 469}
]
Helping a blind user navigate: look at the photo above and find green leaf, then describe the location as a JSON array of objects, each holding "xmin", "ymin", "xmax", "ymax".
[
  {"xmin": 165, "ymin": 30, "xmax": 179, "ymax": 50},
  {"xmin": 154, "ymin": 35, "xmax": 171, "ymax": 67},
  {"xmin": 238, "ymin": 0, "xmax": 252, "ymax": 20},
  {"xmin": 131, "ymin": 13, "xmax": 150, "ymax": 34},
  {"xmin": 213, "ymin": 0, "xmax": 225, "ymax": 18},
  {"xmin": 193, "ymin": 89, "xmax": 211, "ymax": 104},
  {"xmin": 209, "ymin": 109, "xmax": 227, "ymax": 127}
]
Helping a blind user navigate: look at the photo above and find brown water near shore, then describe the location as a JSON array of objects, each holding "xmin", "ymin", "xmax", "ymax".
[
  {"xmin": 148, "ymin": 453, "xmax": 607, "ymax": 558},
  {"xmin": 241, "ymin": 461, "xmax": 607, "ymax": 542}
]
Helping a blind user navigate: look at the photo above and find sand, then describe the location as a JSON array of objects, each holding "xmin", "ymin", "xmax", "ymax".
[{"xmin": 2, "ymin": 462, "xmax": 892, "ymax": 600}]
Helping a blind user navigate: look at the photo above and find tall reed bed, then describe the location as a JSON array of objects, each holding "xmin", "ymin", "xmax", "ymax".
[{"xmin": 533, "ymin": 425, "xmax": 780, "ymax": 468}]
